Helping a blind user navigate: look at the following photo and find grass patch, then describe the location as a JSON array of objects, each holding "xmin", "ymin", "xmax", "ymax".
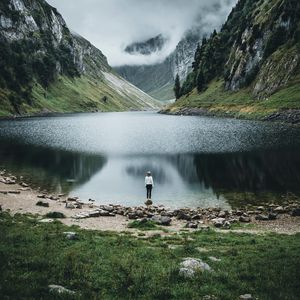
[
  {"xmin": 168, "ymin": 74, "xmax": 300, "ymax": 120},
  {"xmin": 128, "ymin": 219, "xmax": 158, "ymax": 230},
  {"xmin": 0, "ymin": 212, "xmax": 299, "ymax": 299},
  {"xmin": 45, "ymin": 211, "xmax": 65, "ymax": 219}
]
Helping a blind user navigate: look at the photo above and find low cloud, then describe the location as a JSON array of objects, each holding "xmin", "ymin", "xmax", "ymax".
[{"xmin": 47, "ymin": 0, "xmax": 237, "ymax": 66}]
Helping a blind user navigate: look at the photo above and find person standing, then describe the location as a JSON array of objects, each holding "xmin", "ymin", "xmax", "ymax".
[{"xmin": 145, "ymin": 171, "xmax": 154, "ymax": 201}]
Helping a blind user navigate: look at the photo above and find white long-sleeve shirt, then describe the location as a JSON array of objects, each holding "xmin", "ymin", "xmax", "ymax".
[{"xmin": 145, "ymin": 176, "xmax": 154, "ymax": 186}]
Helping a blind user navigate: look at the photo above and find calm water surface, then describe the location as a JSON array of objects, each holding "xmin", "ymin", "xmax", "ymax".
[{"xmin": 0, "ymin": 111, "xmax": 300, "ymax": 208}]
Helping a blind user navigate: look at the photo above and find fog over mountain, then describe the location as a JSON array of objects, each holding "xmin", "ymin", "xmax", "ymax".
[{"xmin": 47, "ymin": 0, "xmax": 237, "ymax": 66}]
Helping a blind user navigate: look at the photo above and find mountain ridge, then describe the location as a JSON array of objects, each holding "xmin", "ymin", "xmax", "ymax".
[
  {"xmin": 163, "ymin": 0, "xmax": 300, "ymax": 122},
  {"xmin": 0, "ymin": 0, "xmax": 159, "ymax": 117}
]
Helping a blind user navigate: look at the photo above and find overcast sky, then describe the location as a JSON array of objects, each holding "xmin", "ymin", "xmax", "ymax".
[{"xmin": 47, "ymin": 0, "xmax": 237, "ymax": 67}]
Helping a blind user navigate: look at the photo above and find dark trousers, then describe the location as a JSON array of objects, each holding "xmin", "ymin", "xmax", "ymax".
[{"xmin": 146, "ymin": 184, "xmax": 152, "ymax": 199}]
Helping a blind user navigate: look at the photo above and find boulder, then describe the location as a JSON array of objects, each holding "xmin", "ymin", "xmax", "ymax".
[
  {"xmin": 218, "ymin": 211, "xmax": 226, "ymax": 218},
  {"xmin": 274, "ymin": 206, "xmax": 285, "ymax": 213},
  {"xmin": 179, "ymin": 258, "xmax": 212, "ymax": 278},
  {"xmin": 65, "ymin": 202, "xmax": 76, "ymax": 209},
  {"xmin": 239, "ymin": 216, "xmax": 251, "ymax": 223},
  {"xmin": 63, "ymin": 232, "xmax": 78, "ymax": 240},
  {"xmin": 208, "ymin": 256, "xmax": 221, "ymax": 262},
  {"xmin": 88, "ymin": 211, "xmax": 101, "ymax": 218},
  {"xmin": 268, "ymin": 213, "xmax": 277, "ymax": 220},
  {"xmin": 291, "ymin": 208, "xmax": 300, "ymax": 217},
  {"xmin": 177, "ymin": 211, "xmax": 192, "ymax": 221},
  {"xmin": 152, "ymin": 215, "xmax": 171, "ymax": 226},
  {"xmin": 128, "ymin": 213, "xmax": 138, "ymax": 220},
  {"xmin": 211, "ymin": 218, "xmax": 225, "ymax": 227},
  {"xmin": 185, "ymin": 222, "xmax": 198, "ymax": 229},
  {"xmin": 145, "ymin": 199, "xmax": 153, "ymax": 206},
  {"xmin": 67, "ymin": 197, "xmax": 78, "ymax": 202},
  {"xmin": 255, "ymin": 214, "xmax": 269, "ymax": 221},
  {"xmin": 36, "ymin": 201, "xmax": 49, "ymax": 207},
  {"xmin": 48, "ymin": 284, "xmax": 75, "ymax": 295},
  {"xmin": 101, "ymin": 205, "xmax": 114, "ymax": 212},
  {"xmin": 239, "ymin": 294, "xmax": 252, "ymax": 300}
]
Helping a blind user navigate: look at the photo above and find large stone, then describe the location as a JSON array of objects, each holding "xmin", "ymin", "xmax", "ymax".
[
  {"xmin": 101, "ymin": 205, "xmax": 114, "ymax": 212},
  {"xmin": 48, "ymin": 284, "xmax": 75, "ymax": 295},
  {"xmin": 177, "ymin": 211, "xmax": 192, "ymax": 221},
  {"xmin": 179, "ymin": 258, "xmax": 212, "ymax": 278},
  {"xmin": 239, "ymin": 216, "xmax": 251, "ymax": 223},
  {"xmin": 211, "ymin": 218, "xmax": 225, "ymax": 227},
  {"xmin": 274, "ymin": 206, "xmax": 285, "ymax": 213},
  {"xmin": 291, "ymin": 208, "xmax": 300, "ymax": 216},
  {"xmin": 255, "ymin": 214, "xmax": 269, "ymax": 221},
  {"xmin": 145, "ymin": 199, "xmax": 153, "ymax": 206},
  {"xmin": 63, "ymin": 232, "xmax": 78, "ymax": 240},
  {"xmin": 152, "ymin": 215, "xmax": 171, "ymax": 226},
  {"xmin": 185, "ymin": 222, "xmax": 198, "ymax": 229},
  {"xmin": 239, "ymin": 294, "xmax": 252, "ymax": 300}
]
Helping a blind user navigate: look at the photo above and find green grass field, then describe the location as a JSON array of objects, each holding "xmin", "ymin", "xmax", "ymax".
[
  {"xmin": 0, "ymin": 212, "xmax": 299, "ymax": 299},
  {"xmin": 167, "ymin": 75, "xmax": 300, "ymax": 120}
]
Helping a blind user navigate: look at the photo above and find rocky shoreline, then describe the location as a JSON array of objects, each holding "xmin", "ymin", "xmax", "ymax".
[
  {"xmin": 160, "ymin": 107, "xmax": 300, "ymax": 125},
  {"xmin": 1, "ymin": 170, "xmax": 300, "ymax": 234}
]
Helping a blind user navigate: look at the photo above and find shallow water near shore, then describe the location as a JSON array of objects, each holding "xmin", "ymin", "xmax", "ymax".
[{"xmin": 0, "ymin": 111, "xmax": 300, "ymax": 208}]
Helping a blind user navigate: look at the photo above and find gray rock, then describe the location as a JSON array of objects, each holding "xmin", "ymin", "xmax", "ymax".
[
  {"xmin": 179, "ymin": 258, "xmax": 212, "ymax": 278},
  {"xmin": 218, "ymin": 211, "xmax": 226, "ymax": 218},
  {"xmin": 101, "ymin": 205, "xmax": 114, "ymax": 212},
  {"xmin": 255, "ymin": 214, "xmax": 269, "ymax": 221},
  {"xmin": 291, "ymin": 208, "xmax": 300, "ymax": 216},
  {"xmin": 64, "ymin": 232, "xmax": 78, "ymax": 240},
  {"xmin": 65, "ymin": 202, "xmax": 76, "ymax": 209},
  {"xmin": 239, "ymin": 294, "xmax": 252, "ymax": 300},
  {"xmin": 36, "ymin": 201, "xmax": 49, "ymax": 207},
  {"xmin": 152, "ymin": 215, "xmax": 171, "ymax": 226},
  {"xmin": 88, "ymin": 211, "xmax": 101, "ymax": 218},
  {"xmin": 211, "ymin": 217, "xmax": 225, "ymax": 227},
  {"xmin": 185, "ymin": 222, "xmax": 198, "ymax": 229},
  {"xmin": 208, "ymin": 256, "xmax": 221, "ymax": 262},
  {"xmin": 128, "ymin": 213, "xmax": 138, "ymax": 220},
  {"xmin": 274, "ymin": 206, "xmax": 285, "ymax": 213},
  {"xmin": 239, "ymin": 216, "xmax": 251, "ymax": 223},
  {"xmin": 177, "ymin": 211, "xmax": 192, "ymax": 221},
  {"xmin": 268, "ymin": 213, "xmax": 277, "ymax": 220},
  {"xmin": 145, "ymin": 199, "xmax": 153, "ymax": 206},
  {"xmin": 39, "ymin": 218, "xmax": 54, "ymax": 223},
  {"xmin": 48, "ymin": 284, "xmax": 75, "ymax": 295}
]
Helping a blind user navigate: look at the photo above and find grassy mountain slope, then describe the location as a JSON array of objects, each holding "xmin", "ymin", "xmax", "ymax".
[
  {"xmin": 0, "ymin": 0, "xmax": 159, "ymax": 117},
  {"xmin": 164, "ymin": 0, "xmax": 300, "ymax": 121}
]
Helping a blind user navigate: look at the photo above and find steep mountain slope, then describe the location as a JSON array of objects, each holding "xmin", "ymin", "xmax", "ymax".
[
  {"xmin": 116, "ymin": 29, "xmax": 201, "ymax": 101},
  {"xmin": 164, "ymin": 0, "xmax": 300, "ymax": 122},
  {"xmin": 0, "ymin": 0, "xmax": 159, "ymax": 117}
]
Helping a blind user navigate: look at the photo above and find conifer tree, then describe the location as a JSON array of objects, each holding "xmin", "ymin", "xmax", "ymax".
[
  {"xmin": 196, "ymin": 71, "xmax": 205, "ymax": 93},
  {"xmin": 174, "ymin": 74, "xmax": 181, "ymax": 100}
]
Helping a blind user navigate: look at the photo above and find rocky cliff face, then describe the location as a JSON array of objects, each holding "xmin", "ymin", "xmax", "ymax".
[
  {"xmin": 0, "ymin": 0, "xmax": 159, "ymax": 116},
  {"xmin": 223, "ymin": 0, "xmax": 300, "ymax": 99},
  {"xmin": 164, "ymin": 0, "xmax": 300, "ymax": 121}
]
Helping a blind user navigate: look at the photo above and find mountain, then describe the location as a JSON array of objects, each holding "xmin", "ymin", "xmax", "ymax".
[
  {"xmin": 0, "ymin": 0, "xmax": 159, "ymax": 117},
  {"xmin": 116, "ymin": 29, "xmax": 201, "ymax": 101},
  {"xmin": 163, "ymin": 0, "xmax": 300, "ymax": 122}
]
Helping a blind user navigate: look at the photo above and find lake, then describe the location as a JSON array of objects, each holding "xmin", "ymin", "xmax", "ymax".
[{"xmin": 0, "ymin": 111, "xmax": 300, "ymax": 208}]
